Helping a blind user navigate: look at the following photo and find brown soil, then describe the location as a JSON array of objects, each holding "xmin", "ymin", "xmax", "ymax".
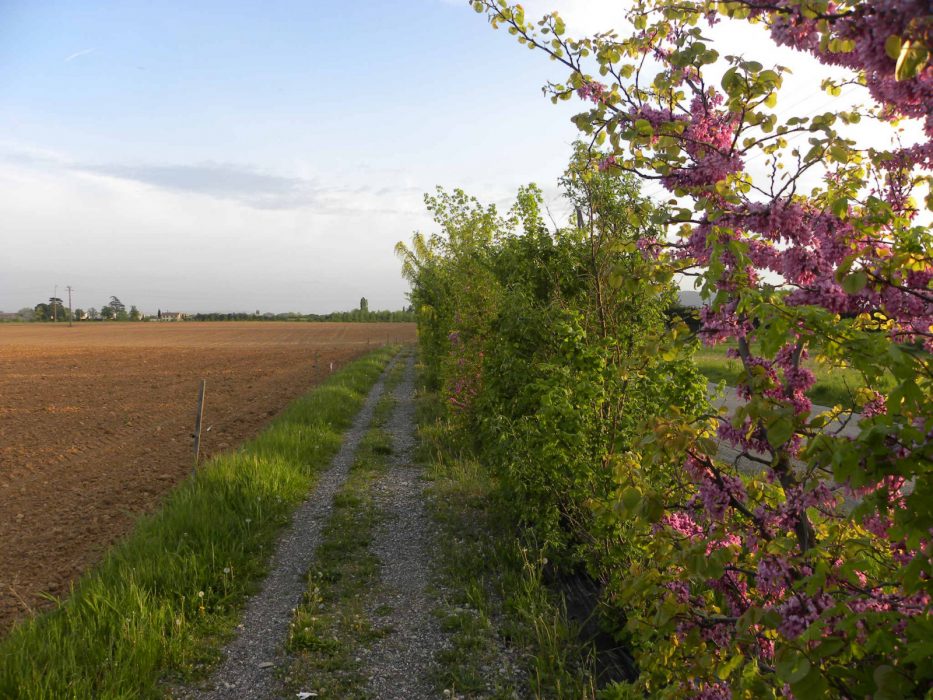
[{"xmin": 0, "ymin": 321, "xmax": 415, "ymax": 633}]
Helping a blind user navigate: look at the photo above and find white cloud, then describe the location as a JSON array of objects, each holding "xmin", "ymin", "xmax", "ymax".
[{"xmin": 0, "ymin": 149, "xmax": 430, "ymax": 313}]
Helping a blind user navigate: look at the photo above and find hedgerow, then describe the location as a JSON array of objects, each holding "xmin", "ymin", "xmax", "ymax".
[{"xmin": 398, "ymin": 156, "xmax": 709, "ymax": 666}]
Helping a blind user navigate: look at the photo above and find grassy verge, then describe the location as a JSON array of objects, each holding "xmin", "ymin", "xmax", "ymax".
[
  {"xmin": 0, "ymin": 346, "xmax": 399, "ymax": 699},
  {"xmin": 693, "ymin": 343, "xmax": 892, "ymax": 409},
  {"xmin": 419, "ymin": 387, "xmax": 597, "ymax": 699},
  {"xmin": 283, "ymin": 355, "xmax": 407, "ymax": 698}
]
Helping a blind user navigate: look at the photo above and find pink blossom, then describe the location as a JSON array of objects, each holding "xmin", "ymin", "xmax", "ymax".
[
  {"xmin": 577, "ymin": 80, "xmax": 607, "ymax": 103},
  {"xmin": 661, "ymin": 511, "xmax": 704, "ymax": 539},
  {"xmin": 776, "ymin": 592, "xmax": 833, "ymax": 638},
  {"xmin": 757, "ymin": 555, "xmax": 792, "ymax": 597},
  {"xmin": 691, "ymin": 681, "xmax": 732, "ymax": 700},
  {"xmin": 598, "ymin": 154, "xmax": 617, "ymax": 172}
]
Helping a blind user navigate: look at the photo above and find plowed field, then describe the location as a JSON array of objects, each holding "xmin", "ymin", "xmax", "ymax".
[{"xmin": 0, "ymin": 322, "xmax": 415, "ymax": 632}]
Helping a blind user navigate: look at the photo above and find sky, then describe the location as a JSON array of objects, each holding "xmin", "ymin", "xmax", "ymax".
[{"xmin": 0, "ymin": 0, "xmax": 918, "ymax": 314}]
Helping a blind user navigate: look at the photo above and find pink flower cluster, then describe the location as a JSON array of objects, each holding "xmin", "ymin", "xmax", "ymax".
[
  {"xmin": 661, "ymin": 511, "xmax": 704, "ymax": 538},
  {"xmin": 577, "ymin": 80, "xmax": 607, "ymax": 103},
  {"xmin": 691, "ymin": 681, "xmax": 732, "ymax": 699},
  {"xmin": 679, "ymin": 197, "xmax": 933, "ymax": 353},
  {"xmin": 776, "ymin": 591, "xmax": 833, "ymax": 638},
  {"xmin": 717, "ymin": 419, "xmax": 770, "ymax": 454},
  {"xmin": 662, "ymin": 96, "xmax": 744, "ymax": 189},
  {"xmin": 598, "ymin": 154, "xmax": 617, "ymax": 172},
  {"xmin": 757, "ymin": 555, "xmax": 792, "ymax": 597},
  {"xmin": 700, "ymin": 475, "xmax": 747, "ymax": 521},
  {"xmin": 759, "ymin": 0, "xmax": 933, "ymax": 135},
  {"xmin": 698, "ymin": 302, "xmax": 751, "ymax": 345},
  {"xmin": 665, "ymin": 579, "xmax": 691, "ymax": 604}
]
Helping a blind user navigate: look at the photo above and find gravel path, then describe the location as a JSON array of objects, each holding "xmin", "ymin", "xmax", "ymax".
[
  {"xmin": 360, "ymin": 353, "xmax": 447, "ymax": 699},
  {"xmin": 179, "ymin": 355, "xmax": 397, "ymax": 700}
]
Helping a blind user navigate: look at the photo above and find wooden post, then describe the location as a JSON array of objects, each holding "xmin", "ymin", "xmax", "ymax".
[{"xmin": 192, "ymin": 380, "xmax": 206, "ymax": 472}]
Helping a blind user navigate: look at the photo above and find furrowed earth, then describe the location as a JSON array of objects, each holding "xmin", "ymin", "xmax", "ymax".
[{"xmin": 0, "ymin": 321, "xmax": 416, "ymax": 633}]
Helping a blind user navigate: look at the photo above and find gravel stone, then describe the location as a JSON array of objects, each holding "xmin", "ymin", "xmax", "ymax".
[{"xmin": 361, "ymin": 353, "xmax": 447, "ymax": 699}]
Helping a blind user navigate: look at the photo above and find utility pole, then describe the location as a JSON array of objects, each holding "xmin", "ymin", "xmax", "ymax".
[
  {"xmin": 52, "ymin": 285, "xmax": 58, "ymax": 322},
  {"xmin": 66, "ymin": 286, "xmax": 74, "ymax": 327}
]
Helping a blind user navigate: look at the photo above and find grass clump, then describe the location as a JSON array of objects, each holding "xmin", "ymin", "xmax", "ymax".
[
  {"xmin": 283, "ymin": 361, "xmax": 405, "ymax": 699},
  {"xmin": 0, "ymin": 347, "xmax": 399, "ymax": 699},
  {"xmin": 419, "ymin": 387, "xmax": 597, "ymax": 699}
]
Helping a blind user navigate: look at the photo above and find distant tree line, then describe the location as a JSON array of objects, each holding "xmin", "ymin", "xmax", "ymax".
[
  {"xmin": 3, "ymin": 296, "xmax": 414, "ymax": 323},
  {"xmin": 189, "ymin": 307, "xmax": 415, "ymax": 323},
  {"xmin": 1, "ymin": 295, "xmax": 142, "ymax": 322},
  {"xmin": 188, "ymin": 296, "xmax": 414, "ymax": 322}
]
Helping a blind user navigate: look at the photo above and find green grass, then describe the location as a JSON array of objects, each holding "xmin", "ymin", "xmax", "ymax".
[
  {"xmin": 283, "ymin": 356, "xmax": 408, "ymax": 698},
  {"xmin": 693, "ymin": 343, "xmax": 893, "ymax": 410},
  {"xmin": 0, "ymin": 346, "xmax": 399, "ymax": 699},
  {"xmin": 419, "ymin": 387, "xmax": 597, "ymax": 699}
]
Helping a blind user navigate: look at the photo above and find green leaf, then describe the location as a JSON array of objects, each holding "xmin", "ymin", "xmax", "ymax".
[
  {"xmin": 790, "ymin": 663, "xmax": 829, "ymax": 698},
  {"xmin": 829, "ymin": 144, "xmax": 848, "ymax": 163},
  {"xmin": 716, "ymin": 653, "xmax": 744, "ymax": 680},
  {"xmin": 874, "ymin": 665, "xmax": 912, "ymax": 699},
  {"xmin": 896, "ymin": 40, "xmax": 930, "ymax": 81},
  {"xmin": 721, "ymin": 67, "xmax": 740, "ymax": 95},
  {"xmin": 841, "ymin": 270, "xmax": 868, "ymax": 294},
  {"xmin": 776, "ymin": 651, "xmax": 811, "ymax": 684},
  {"xmin": 884, "ymin": 35, "xmax": 902, "ymax": 60},
  {"xmin": 634, "ymin": 119, "xmax": 653, "ymax": 136},
  {"xmin": 831, "ymin": 197, "xmax": 849, "ymax": 218},
  {"xmin": 767, "ymin": 414, "xmax": 794, "ymax": 448},
  {"xmin": 812, "ymin": 638, "xmax": 845, "ymax": 658},
  {"xmin": 622, "ymin": 486, "xmax": 642, "ymax": 510},
  {"xmin": 608, "ymin": 266, "xmax": 625, "ymax": 288}
]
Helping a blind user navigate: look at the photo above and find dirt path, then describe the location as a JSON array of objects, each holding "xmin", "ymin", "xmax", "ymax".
[
  {"xmin": 359, "ymin": 353, "xmax": 446, "ymax": 699},
  {"xmin": 178, "ymin": 354, "xmax": 399, "ymax": 700}
]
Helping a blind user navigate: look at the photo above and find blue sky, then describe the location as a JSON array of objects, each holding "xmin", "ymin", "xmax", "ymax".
[
  {"xmin": 1, "ymin": 0, "xmax": 599, "ymax": 313},
  {"xmin": 0, "ymin": 0, "xmax": 912, "ymax": 314}
]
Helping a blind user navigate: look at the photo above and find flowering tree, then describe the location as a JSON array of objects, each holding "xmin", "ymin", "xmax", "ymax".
[{"xmin": 476, "ymin": 0, "xmax": 931, "ymax": 697}]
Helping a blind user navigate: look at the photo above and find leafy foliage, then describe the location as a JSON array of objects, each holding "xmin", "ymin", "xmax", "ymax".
[
  {"xmin": 399, "ymin": 161, "xmax": 708, "ymax": 668},
  {"xmin": 471, "ymin": 0, "xmax": 932, "ymax": 697}
]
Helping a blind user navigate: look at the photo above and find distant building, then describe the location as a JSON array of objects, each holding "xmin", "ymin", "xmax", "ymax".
[{"xmin": 156, "ymin": 311, "xmax": 187, "ymax": 321}]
